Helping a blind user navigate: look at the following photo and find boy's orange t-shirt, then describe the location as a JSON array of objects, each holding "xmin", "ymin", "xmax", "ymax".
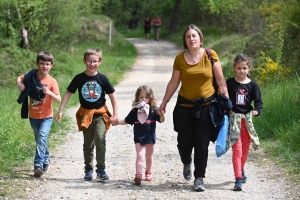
[{"xmin": 21, "ymin": 74, "xmax": 60, "ymax": 119}]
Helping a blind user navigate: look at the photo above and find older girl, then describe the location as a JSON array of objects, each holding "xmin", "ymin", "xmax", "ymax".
[{"xmin": 226, "ymin": 54, "xmax": 263, "ymax": 191}]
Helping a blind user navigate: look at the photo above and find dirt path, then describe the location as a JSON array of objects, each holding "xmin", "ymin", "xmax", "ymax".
[{"xmin": 24, "ymin": 38, "xmax": 298, "ymax": 200}]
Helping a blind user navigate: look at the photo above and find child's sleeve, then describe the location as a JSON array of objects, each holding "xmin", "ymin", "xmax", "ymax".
[
  {"xmin": 124, "ymin": 110, "xmax": 135, "ymax": 125},
  {"xmin": 52, "ymin": 79, "xmax": 60, "ymax": 95},
  {"xmin": 252, "ymin": 81, "xmax": 263, "ymax": 115}
]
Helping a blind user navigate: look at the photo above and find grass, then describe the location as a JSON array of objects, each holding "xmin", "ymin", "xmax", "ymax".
[
  {"xmin": 1, "ymin": 15, "xmax": 300, "ymax": 198},
  {"xmin": 119, "ymin": 25, "xmax": 300, "ymax": 179},
  {"xmin": 0, "ymin": 16, "xmax": 136, "ymax": 198},
  {"xmin": 255, "ymin": 78, "xmax": 300, "ymax": 176}
]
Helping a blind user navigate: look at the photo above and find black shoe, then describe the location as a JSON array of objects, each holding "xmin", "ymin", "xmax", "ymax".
[
  {"xmin": 234, "ymin": 178, "xmax": 243, "ymax": 191},
  {"xmin": 194, "ymin": 177, "xmax": 205, "ymax": 191},
  {"xmin": 84, "ymin": 169, "xmax": 93, "ymax": 181},
  {"xmin": 242, "ymin": 169, "xmax": 247, "ymax": 183},
  {"xmin": 34, "ymin": 166, "xmax": 43, "ymax": 177},
  {"xmin": 183, "ymin": 164, "xmax": 192, "ymax": 180}
]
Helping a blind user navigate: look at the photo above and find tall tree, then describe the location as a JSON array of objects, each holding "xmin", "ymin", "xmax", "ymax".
[{"xmin": 168, "ymin": 0, "xmax": 181, "ymax": 35}]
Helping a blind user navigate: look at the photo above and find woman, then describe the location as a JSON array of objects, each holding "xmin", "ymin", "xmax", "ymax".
[{"xmin": 159, "ymin": 24, "xmax": 228, "ymax": 191}]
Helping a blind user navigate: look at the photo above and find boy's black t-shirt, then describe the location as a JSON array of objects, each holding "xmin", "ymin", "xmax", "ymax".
[{"xmin": 67, "ymin": 72, "xmax": 115, "ymax": 109}]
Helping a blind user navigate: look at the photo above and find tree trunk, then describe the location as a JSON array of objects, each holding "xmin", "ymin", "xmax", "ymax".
[{"xmin": 168, "ymin": 0, "xmax": 181, "ymax": 35}]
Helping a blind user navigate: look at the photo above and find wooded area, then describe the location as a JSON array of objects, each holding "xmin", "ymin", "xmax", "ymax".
[{"xmin": 0, "ymin": 0, "xmax": 299, "ymax": 86}]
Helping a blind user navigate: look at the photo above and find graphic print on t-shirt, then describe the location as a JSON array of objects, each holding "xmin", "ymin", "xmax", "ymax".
[
  {"xmin": 30, "ymin": 83, "xmax": 47, "ymax": 108},
  {"xmin": 81, "ymin": 80, "xmax": 102, "ymax": 102},
  {"xmin": 236, "ymin": 88, "xmax": 248, "ymax": 105}
]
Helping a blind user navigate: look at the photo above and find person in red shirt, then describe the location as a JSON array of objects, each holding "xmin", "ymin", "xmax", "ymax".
[{"xmin": 151, "ymin": 15, "xmax": 162, "ymax": 41}]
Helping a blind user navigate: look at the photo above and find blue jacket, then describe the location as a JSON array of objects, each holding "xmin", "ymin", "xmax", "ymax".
[
  {"xmin": 209, "ymin": 94, "xmax": 233, "ymax": 127},
  {"xmin": 17, "ymin": 69, "xmax": 45, "ymax": 118}
]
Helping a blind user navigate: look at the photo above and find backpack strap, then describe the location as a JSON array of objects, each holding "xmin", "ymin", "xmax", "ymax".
[
  {"xmin": 205, "ymin": 48, "xmax": 218, "ymax": 92},
  {"xmin": 205, "ymin": 48, "xmax": 214, "ymax": 66}
]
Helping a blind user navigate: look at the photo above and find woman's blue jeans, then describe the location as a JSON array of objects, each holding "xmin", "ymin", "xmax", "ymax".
[{"xmin": 29, "ymin": 117, "xmax": 53, "ymax": 168}]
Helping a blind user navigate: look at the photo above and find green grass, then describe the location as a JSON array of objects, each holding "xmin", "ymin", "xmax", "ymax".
[
  {"xmin": 1, "ymin": 14, "xmax": 300, "ymax": 198},
  {"xmin": 119, "ymin": 25, "xmax": 300, "ymax": 178},
  {"xmin": 255, "ymin": 78, "xmax": 300, "ymax": 176},
  {"xmin": 0, "ymin": 16, "xmax": 136, "ymax": 198}
]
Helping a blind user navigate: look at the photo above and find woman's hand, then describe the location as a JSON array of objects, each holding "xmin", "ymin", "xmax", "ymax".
[
  {"xmin": 218, "ymin": 87, "xmax": 227, "ymax": 95},
  {"xmin": 159, "ymin": 101, "xmax": 167, "ymax": 114}
]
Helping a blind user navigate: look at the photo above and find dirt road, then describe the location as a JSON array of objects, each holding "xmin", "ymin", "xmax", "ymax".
[{"xmin": 24, "ymin": 38, "xmax": 298, "ymax": 200}]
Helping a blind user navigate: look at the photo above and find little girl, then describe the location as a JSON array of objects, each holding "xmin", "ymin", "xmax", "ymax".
[
  {"xmin": 117, "ymin": 85, "xmax": 165, "ymax": 185},
  {"xmin": 226, "ymin": 54, "xmax": 263, "ymax": 191}
]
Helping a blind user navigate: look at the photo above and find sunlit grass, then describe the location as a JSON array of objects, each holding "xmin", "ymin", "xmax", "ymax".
[
  {"xmin": 0, "ymin": 20, "xmax": 136, "ymax": 179},
  {"xmin": 255, "ymin": 78, "xmax": 300, "ymax": 175}
]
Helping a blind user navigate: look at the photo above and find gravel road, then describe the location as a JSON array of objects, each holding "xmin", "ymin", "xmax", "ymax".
[{"xmin": 22, "ymin": 38, "xmax": 298, "ymax": 200}]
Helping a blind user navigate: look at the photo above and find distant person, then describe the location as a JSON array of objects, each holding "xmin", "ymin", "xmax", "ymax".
[
  {"xmin": 151, "ymin": 15, "xmax": 162, "ymax": 41},
  {"xmin": 55, "ymin": 48, "xmax": 119, "ymax": 181},
  {"xmin": 226, "ymin": 54, "xmax": 263, "ymax": 191},
  {"xmin": 143, "ymin": 16, "xmax": 151, "ymax": 39},
  {"xmin": 115, "ymin": 85, "xmax": 165, "ymax": 185},
  {"xmin": 16, "ymin": 51, "xmax": 61, "ymax": 177},
  {"xmin": 159, "ymin": 24, "xmax": 228, "ymax": 191}
]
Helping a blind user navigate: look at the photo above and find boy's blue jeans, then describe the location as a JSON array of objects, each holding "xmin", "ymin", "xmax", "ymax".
[{"xmin": 29, "ymin": 117, "xmax": 52, "ymax": 168}]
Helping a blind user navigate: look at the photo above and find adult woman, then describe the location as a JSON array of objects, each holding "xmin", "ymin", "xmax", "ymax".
[{"xmin": 159, "ymin": 24, "xmax": 228, "ymax": 191}]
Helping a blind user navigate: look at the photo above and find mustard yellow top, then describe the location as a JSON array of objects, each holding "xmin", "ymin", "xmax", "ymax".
[{"xmin": 174, "ymin": 49, "xmax": 219, "ymax": 102}]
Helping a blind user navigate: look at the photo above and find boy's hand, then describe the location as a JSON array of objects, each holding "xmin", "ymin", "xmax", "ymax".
[
  {"xmin": 42, "ymin": 87, "xmax": 51, "ymax": 95},
  {"xmin": 17, "ymin": 82, "xmax": 25, "ymax": 92},
  {"xmin": 110, "ymin": 117, "xmax": 118, "ymax": 126}
]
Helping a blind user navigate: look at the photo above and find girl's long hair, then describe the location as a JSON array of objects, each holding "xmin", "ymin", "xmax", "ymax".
[{"xmin": 133, "ymin": 85, "xmax": 157, "ymax": 114}]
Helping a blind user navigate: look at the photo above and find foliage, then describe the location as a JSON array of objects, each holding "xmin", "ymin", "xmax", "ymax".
[
  {"xmin": 252, "ymin": 51, "xmax": 291, "ymax": 84},
  {"xmin": 0, "ymin": 13, "xmax": 136, "ymax": 180},
  {"xmin": 255, "ymin": 78, "xmax": 300, "ymax": 174},
  {"xmin": 0, "ymin": 0, "xmax": 299, "ymax": 191},
  {"xmin": 0, "ymin": 89, "xmax": 35, "ymax": 174},
  {"xmin": 0, "ymin": 45, "xmax": 36, "ymax": 86},
  {"xmin": 102, "ymin": 0, "xmax": 151, "ymax": 28}
]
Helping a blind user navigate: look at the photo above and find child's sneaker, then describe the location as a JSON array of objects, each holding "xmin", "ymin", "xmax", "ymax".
[
  {"xmin": 34, "ymin": 166, "xmax": 43, "ymax": 177},
  {"xmin": 145, "ymin": 171, "xmax": 153, "ymax": 181},
  {"xmin": 43, "ymin": 163, "xmax": 50, "ymax": 173},
  {"xmin": 233, "ymin": 178, "xmax": 243, "ymax": 191},
  {"xmin": 96, "ymin": 169, "xmax": 109, "ymax": 181},
  {"xmin": 84, "ymin": 169, "xmax": 93, "ymax": 181},
  {"xmin": 134, "ymin": 174, "xmax": 142, "ymax": 185}
]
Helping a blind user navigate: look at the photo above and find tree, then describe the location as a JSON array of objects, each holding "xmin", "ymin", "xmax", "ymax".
[{"xmin": 168, "ymin": 0, "xmax": 181, "ymax": 35}]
